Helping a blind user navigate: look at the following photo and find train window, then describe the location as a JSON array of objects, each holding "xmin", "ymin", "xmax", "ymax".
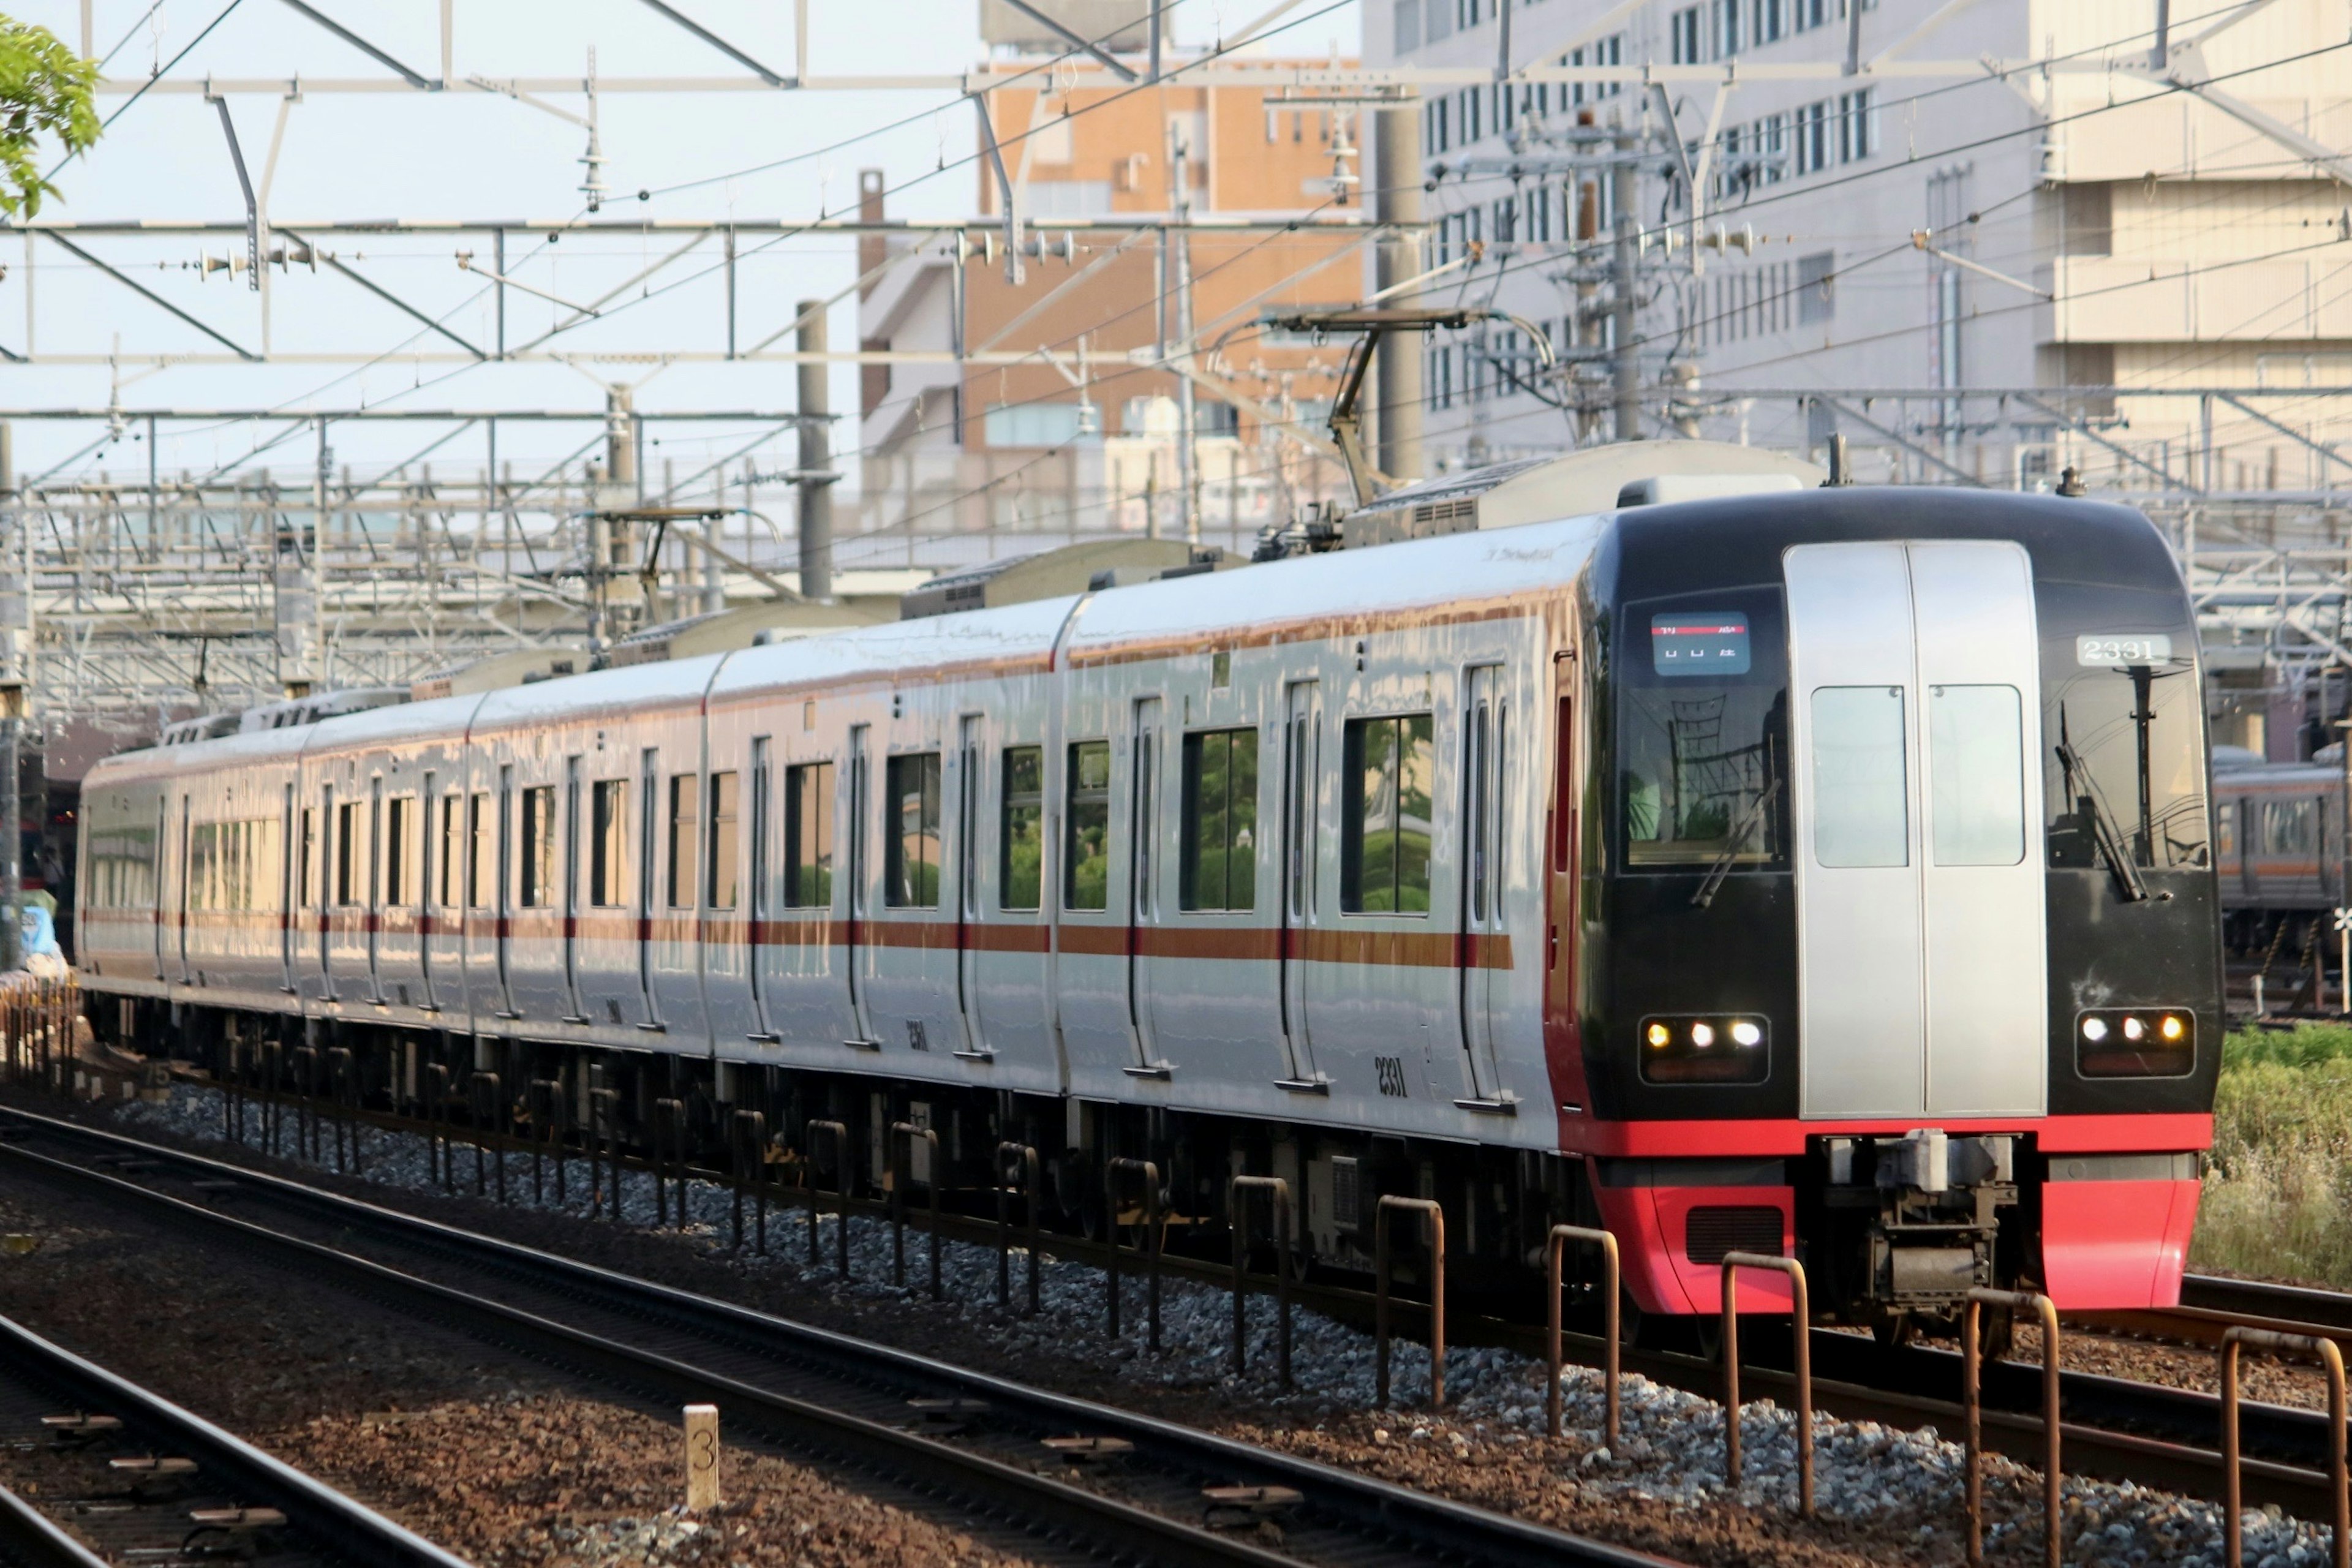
[
  {"xmin": 784, "ymin": 763, "xmax": 834, "ymax": 907},
  {"xmin": 519, "ymin": 785, "xmax": 557, "ymax": 907},
  {"xmin": 2264, "ymin": 799, "xmax": 2318, "ymax": 857},
  {"xmin": 1928, "ymin": 685, "xmax": 2024, "ymax": 866},
  {"xmin": 2215, "ymin": 800, "xmax": 2236, "ymax": 860},
  {"xmin": 706, "ymin": 771, "xmax": 741, "ymax": 910},
  {"xmin": 2046, "ymin": 599, "xmax": 2205, "ymax": 870},
  {"xmin": 1341, "ymin": 714, "xmax": 1434, "ymax": 913},
  {"xmin": 467, "ymin": 792, "xmax": 491, "ymax": 908},
  {"xmin": 1811, "ymin": 687, "xmax": 1909, "ymax": 868},
  {"xmin": 1180, "ymin": 727, "xmax": 1258, "ymax": 912},
  {"xmin": 1001, "ymin": 747, "xmax": 1044, "ymax": 911},
  {"xmin": 1619, "ymin": 589, "xmax": 1789, "ymax": 872},
  {"xmin": 300, "ymin": 809, "xmax": 315, "ymax": 907},
  {"xmin": 884, "ymin": 753, "xmax": 941, "ymax": 908},
  {"xmin": 385, "ymin": 797, "xmax": 412, "ymax": 907},
  {"xmin": 590, "ymin": 780, "xmax": 628, "ymax": 907},
  {"xmin": 1066, "ymin": 741, "xmax": 1112, "ymax": 911},
  {"xmin": 438, "ymin": 794, "xmax": 459, "ymax": 907},
  {"xmin": 666, "ymin": 774, "xmax": 699, "ymax": 909},
  {"xmin": 335, "ymin": 800, "xmax": 361, "ymax": 905}
]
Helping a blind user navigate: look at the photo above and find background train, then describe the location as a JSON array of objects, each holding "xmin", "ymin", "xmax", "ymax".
[{"xmin": 71, "ymin": 480, "xmax": 2222, "ymax": 1340}]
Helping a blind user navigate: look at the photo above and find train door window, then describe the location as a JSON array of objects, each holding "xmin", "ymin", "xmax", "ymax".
[
  {"xmin": 706, "ymin": 770, "xmax": 741, "ymax": 910},
  {"xmin": 2264, "ymin": 799, "xmax": 2317, "ymax": 856},
  {"xmin": 2215, "ymin": 799, "xmax": 2236, "ymax": 860},
  {"xmin": 784, "ymin": 762, "xmax": 834, "ymax": 907},
  {"xmin": 1811, "ymin": 686, "xmax": 1909, "ymax": 868},
  {"xmin": 748, "ymin": 743, "xmax": 771, "ymax": 924},
  {"xmin": 190, "ymin": 824, "xmax": 217, "ymax": 911},
  {"xmin": 1927, "ymin": 685, "xmax": 2024, "ymax": 866},
  {"xmin": 300, "ymin": 809, "xmax": 315, "ymax": 907},
  {"xmin": 519, "ymin": 785, "xmax": 557, "ymax": 907},
  {"xmin": 1000, "ymin": 747, "xmax": 1043, "ymax": 910},
  {"xmin": 1180, "ymin": 727, "xmax": 1258, "ymax": 911},
  {"xmin": 1341, "ymin": 714, "xmax": 1434, "ymax": 913},
  {"xmin": 385, "ymin": 797, "xmax": 413, "ymax": 907},
  {"xmin": 1552, "ymin": 695, "xmax": 1575, "ymax": 873},
  {"xmin": 437, "ymin": 793, "xmax": 459, "ymax": 907},
  {"xmin": 590, "ymin": 779, "xmax": 627, "ymax": 906},
  {"xmin": 335, "ymin": 800, "xmax": 361, "ymax": 905},
  {"xmin": 467, "ymin": 791, "xmax": 492, "ymax": 908},
  {"xmin": 667, "ymin": 773, "xmax": 699, "ymax": 908},
  {"xmin": 1065, "ymin": 741, "xmax": 1112, "ymax": 910},
  {"xmin": 884, "ymin": 753, "xmax": 941, "ymax": 908}
]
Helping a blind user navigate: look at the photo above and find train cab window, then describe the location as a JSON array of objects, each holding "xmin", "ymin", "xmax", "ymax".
[
  {"xmin": 1000, "ymin": 747, "xmax": 1044, "ymax": 911},
  {"xmin": 1341, "ymin": 714, "xmax": 1434, "ymax": 913},
  {"xmin": 2048, "ymin": 612, "xmax": 2206, "ymax": 869},
  {"xmin": 784, "ymin": 763, "xmax": 834, "ymax": 907},
  {"xmin": 467, "ymin": 792, "xmax": 492, "ymax": 908},
  {"xmin": 590, "ymin": 780, "xmax": 628, "ymax": 907},
  {"xmin": 385, "ymin": 797, "xmax": 413, "ymax": 907},
  {"xmin": 1619, "ymin": 591, "xmax": 1789, "ymax": 872},
  {"xmin": 667, "ymin": 774, "xmax": 699, "ymax": 908},
  {"xmin": 884, "ymin": 753, "xmax": 941, "ymax": 908},
  {"xmin": 334, "ymin": 801, "xmax": 361, "ymax": 905},
  {"xmin": 1065, "ymin": 741, "xmax": 1112, "ymax": 911},
  {"xmin": 706, "ymin": 771, "xmax": 741, "ymax": 910},
  {"xmin": 519, "ymin": 785, "xmax": 557, "ymax": 907},
  {"xmin": 1180, "ymin": 727, "xmax": 1258, "ymax": 911}
]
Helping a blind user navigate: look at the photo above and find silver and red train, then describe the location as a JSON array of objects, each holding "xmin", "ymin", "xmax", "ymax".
[{"xmin": 74, "ymin": 484, "xmax": 2220, "ymax": 1333}]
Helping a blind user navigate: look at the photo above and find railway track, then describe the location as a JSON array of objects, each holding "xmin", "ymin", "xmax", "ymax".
[
  {"xmin": 0, "ymin": 1286, "xmax": 471, "ymax": 1568},
  {"xmin": 0, "ymin": 1104, "xmax": 1675, "ymax": 1568}
]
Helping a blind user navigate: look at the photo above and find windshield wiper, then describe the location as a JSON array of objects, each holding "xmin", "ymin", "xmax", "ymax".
[
  {"xmin": 2055, "ymin": 729, "xmax": 2150, "ymax": 903},
  {"xmin": 1691, "ymin": 778, "xmax": 1782, "ymax": 908}
]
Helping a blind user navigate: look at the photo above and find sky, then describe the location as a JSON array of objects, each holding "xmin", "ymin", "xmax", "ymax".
[{"xmin": 0, "ymin": 0, "xmax": 1362, "ymax": 487}]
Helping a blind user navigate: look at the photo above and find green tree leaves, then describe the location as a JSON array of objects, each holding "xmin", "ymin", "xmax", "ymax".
[{"xmin": 0, "ymin": 15, "xmax": 97, "ymax": 218}]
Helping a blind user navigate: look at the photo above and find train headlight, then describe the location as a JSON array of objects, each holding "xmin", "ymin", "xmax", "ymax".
[
  {"xmin": 1637, "ymin": 1016, "xmax": 1768, "ymax": 1085},
  {"xmin": 2075, "ymin": 1007, "xmax": 2195, "ymax": 1078}
]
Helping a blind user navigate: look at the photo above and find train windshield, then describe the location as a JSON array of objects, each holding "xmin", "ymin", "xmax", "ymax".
[
  {"xmin": 2045, "ymin": 588, "xmax": 2208, "ymax": 870},
  {"xmin": 1617, "ymin": 586, "xmax": 1790, "ymax": 872}
]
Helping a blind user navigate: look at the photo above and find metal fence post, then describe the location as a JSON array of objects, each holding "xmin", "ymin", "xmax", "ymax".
[
  {"xmin": 324, "ymin": 1046, "xmax": 353, "ymax": 1172},
  {"xmin": 588, "ymin": 1085, "xmax": 620, "ymax": 1219},
  {"xmin": 888, "ymin": 1120, "xmax": 943, "ymax": 1300},
  {"xmin": 1229, "ymin": 1175, "xmax": 1292, "ymax": 1390},
  {"xmin": 2223, "ymin": 1327, "xmax": 2348, "ymax": 1568},
  {"xmin": 1719, "ymin": 1251, "xmax": 1811, "ymax": 1517},
  {"xmin": 733, "ymin": 1110, "xmax": 767, "ymax": 1253},
  {"xmin": 652, "ymin": 1096, "xmax": 685, "ymax": 1226},
  {"xmin": 806, "ymin": 1119, "xmax": 851, "ymax": 1276},
  {"xmin": 1964, "ymin": 1288, "xmax": 2060, "ymax": 1568},
  {"xmin": 995, "ymin": 1142, "xmax": 1040, "ymax": 1314},
  {"xmin": 1547, "ymin": 1224, "xmax": 1619, "ymax": 1449},
  {"xmin": 1104, "ymin": 1158, "xmax": 1162, "ymax": 1349},
  {"xmin": 1374, "ymin": 1195, "xmax": 1447, "ymax": 1410}
]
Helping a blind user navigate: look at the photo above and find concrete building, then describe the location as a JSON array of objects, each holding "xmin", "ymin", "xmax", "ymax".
[{"xmin": 857, "ymin": 34, "xmax": 1366, "ymax": 562}]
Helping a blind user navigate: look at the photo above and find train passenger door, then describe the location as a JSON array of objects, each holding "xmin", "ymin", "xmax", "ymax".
[
  {"xmin": 315, "ymin": 785, "xmax": 334, "ymax": 1000},
  {"xmin": 954, "ymin": 715, "xmax": 983, "ymax": 1055},
  {"xmin": 1128, "ymin": 698, "xmax": 1165, "ymax": 1070},
  {"xmin": 279, "ymin": 783, "xmax": 298, "ymax": 993},
  {"xmin": 175, "ymin": 793, "xmax": 192, "ymax": 984},
  {"xmin": 562, "ymin": 755, "xmax": 586, "ymax": 1022},
  {"xmin": 1787, "ymin": 540, "xmax": 2046, "ymax": 1120},
  {"xmin": 636, "ymin": 747, "xmax": 660, "ymax": 1027},
  {"xmin": 1457, "ymin": 664, "xmax": 1508, "ymax": 1101},
  {"xmin": 843, "ymin": 725, "xmax": 876, "ymax": 1048},
  {"xmin": 1278, "ymin": 680, "xmax": 1322, "ymax": 1085},
  {"xmin": 747, "ymin": 736, "xmax": 775, "ymax": 1041},
  {"xmin": 367, "ymin": 776, "xmax": 386, "ymax": 1002},
  {"xmin": 153, "ymin": 796, "xmax": 170, "ymax": 982},
  {"xmin": 495, "ymin": 763, "xmax": 518, "ymax": 1020}
]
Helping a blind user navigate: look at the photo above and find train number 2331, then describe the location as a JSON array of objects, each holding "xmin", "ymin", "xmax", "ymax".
[{"xmin": 1374, "ymin": 1056, "xmax": 1411, "ymax": 1098}]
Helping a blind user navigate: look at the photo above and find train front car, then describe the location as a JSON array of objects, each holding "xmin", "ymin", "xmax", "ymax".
[{"xmin": 1577, "ymin": 488, "xmax": 2218, "ymax": 1340}]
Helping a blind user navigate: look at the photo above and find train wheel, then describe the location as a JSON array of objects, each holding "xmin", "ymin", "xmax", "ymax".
[
  {"xmin": 1868, "ymin": 1306, "xmax": 1915, "ymax": 1352},
  {"xmin": 1975, "ymin": 1304, "xmax": 2016, "ymax": 1364}
]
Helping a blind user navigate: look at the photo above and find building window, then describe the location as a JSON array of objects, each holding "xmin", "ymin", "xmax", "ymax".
[
  {"xmin": 1341, "ymin": 714, "xmax": 1435, "ymax": 913},
  {"xmin": 1838, "ymin": 88, "xmax": 1875, "ymax": 162},
  {"xmin": 1180, "ymin": 728, "xmax": 1259, "ymax": 912},
  {"xmin": 1670, "ymin": 6, "xmax": 1703, "ymax": 62},
  {"xmin": 884, "ymin": 753, "xmax": 941, "ymax": 908},
  {"xmin": 467, "ymin": 791, "xmax": 492, "ymax": 909},
  {"xmin": 667, "ymin": 773, "xmax": 698, "ymax": 909},
  {"xmin": 706, "ymin": 770, "xmax": 739, "ymax": 910},
  {"xmin": 1795, "ymin": 101, "xmax": 1831, "ymax": 175},
  {"xmin": 784, "ymin": 762, "xmax": 834, "ymax": 907},
  {"xmin": 1065, "ymin": 740, "xmax": 1112, "ymax": 911},
  {"xmin": 982, "ymin": 402, "xmax": 1087, "ymax": 448},
  {"xmin": 1001, "ymin": 745, "xmax": 1044, "ymax": 911},
  {"xmin": 1393, "ymin": 0, "xmax": 1422, "ymax": 55},
  {"xmin": 590, "ymin": 779, "xmax": 627, "ymax": 907},
  {"xmin": 519, "ymin": 785, "xmax": 556, "ymax": 908},
  {"xmin": 1798, "ymin": 250, "xmax": 1835, "ymax": 323}
]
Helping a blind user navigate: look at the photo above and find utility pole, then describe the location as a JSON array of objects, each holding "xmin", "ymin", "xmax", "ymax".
[
  {"xmin": 1611, "ymin": 113, "xmax": 1642, "ymax": 442},
  {"xmin": 1170, "ymin": 121, "xmax": 1200, "ymax": 543},
  {"xmin": 796, "ymin": 300, "xmax": 837, "ymax": 600},
  {"xmin": 1374, "ymin": 97, "xmax": 1425, "ymax": 483}
]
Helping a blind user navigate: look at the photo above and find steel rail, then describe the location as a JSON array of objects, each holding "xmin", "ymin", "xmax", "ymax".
[
  {"xmin": 0, "ymin": 1479, "xmax": 113, "ymax": 1568},
  {"xmin": 14, "ymin": 1102, "xmax": 2352, "ymax": 1519},
  {"xmin": 0, "ymin": 1109, "xmax": 1678, "ymax": 1568},
  {"xmin": 0, "ymin": 1309, "xmax": 473, "ymax": 1568}
]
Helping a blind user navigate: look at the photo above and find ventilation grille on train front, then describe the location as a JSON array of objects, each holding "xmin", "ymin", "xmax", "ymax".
[{"xmin": 1683, "ymin": 1205, "xmax": 1784, "ymax": 1265}]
